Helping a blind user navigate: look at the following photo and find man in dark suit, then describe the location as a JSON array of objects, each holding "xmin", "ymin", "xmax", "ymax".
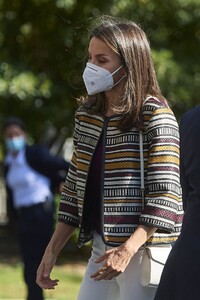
[
  {"xmin": 179, "ymin": 105, "xmax": 200, "ymax": 210},
  {"xmin": 154, "ymin": 105, "xmax": 200, "ymax": 300},
  {"xmin": 3, "ymin": 117, "xmax": 69, "ymax": 300}
]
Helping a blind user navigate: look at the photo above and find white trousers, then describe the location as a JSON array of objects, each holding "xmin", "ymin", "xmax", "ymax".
[{"xmin": 77, "ymin": 233, "xmax": 156, "ymax": 300}]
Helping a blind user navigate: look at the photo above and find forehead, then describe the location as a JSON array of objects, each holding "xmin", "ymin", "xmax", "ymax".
[
  {"xmin": 4, "ymin": 125, "xmax": 24, "ymax": 136},
  {"xmin": 88, "ymin": 37, "xmax": 116, "ymax": 56}
]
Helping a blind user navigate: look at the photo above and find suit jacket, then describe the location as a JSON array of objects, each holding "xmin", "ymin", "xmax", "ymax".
[{"xmin": 179, "ymin": 105, "xmax": 200, "ymax": 210}]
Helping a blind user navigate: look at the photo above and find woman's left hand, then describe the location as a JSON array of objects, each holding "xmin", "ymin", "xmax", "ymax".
[
  {"xmin": 91, "ymin": 242, "xmax": 136, "ymax": 281},
  {"xmin": 91, "ymin": 225, "xmax": 157, "ymax": 281}
]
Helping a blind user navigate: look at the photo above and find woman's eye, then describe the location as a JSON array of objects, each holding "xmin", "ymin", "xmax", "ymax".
[
  {"xmin": 86, "ymin": 56, "xmax": 108, "ymax": 65},
  {"xmin": 98, "ymin": 59, "xmax": 106, "ymax": 64}
]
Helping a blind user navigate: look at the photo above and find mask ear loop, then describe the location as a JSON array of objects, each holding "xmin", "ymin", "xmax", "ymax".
[
  {"xmin": 111, "ymin": 65, "xmax": 123, "ymax": 76},
  {"xmin": 111, "ymin": 65, "xmax": 127, "ymax": 87},
  {"xmin": 113, "ymin": 74, "xmax": 127, "ymax": 87}
]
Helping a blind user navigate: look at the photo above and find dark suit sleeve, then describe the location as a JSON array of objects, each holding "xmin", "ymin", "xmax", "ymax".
[
  {"xmin": 179, "ymin": 118, "xmax": 190, "ymax": 210},
  {"xmin": 3, "ymin": 163, "xmax": 17, "ymax": 230},
  {"xmin": 179, "ymin": 106, "xmax": 200, "ymax": 210},
  {"xmin": 33, "ymin": 145, "xmax": 69, "ymax": 172},
  {"xmin": 26, "ymin": 145, "xmax": 70, "ymax": 192}
]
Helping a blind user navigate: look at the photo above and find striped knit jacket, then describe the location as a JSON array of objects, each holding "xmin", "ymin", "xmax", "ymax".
[{"xmin": 58, "ymin": 96, "xmax": 183, "ymax": 247}]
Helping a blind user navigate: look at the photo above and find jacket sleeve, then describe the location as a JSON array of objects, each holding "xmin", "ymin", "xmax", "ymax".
[
  {"xmin": 179, "ymin": 115, "xmax": 190, "ymax": 211},
  {"xmin": 3, "ymin": 164, "xmax": 17, "ymax": 230},
  {"xmin": 57, "ymin": 114, "xmax": 79, "ymax": 228},
  {"xmin": 179, "ymin": 107, "xmax": 200, "ymax": 211},
  {"xmin": 139, "ymin": 106, "xmax": 183, "ymax": 233},
  {"xmin": 26, "ymin": 144, "xmax": 70, "ymax": 193}
]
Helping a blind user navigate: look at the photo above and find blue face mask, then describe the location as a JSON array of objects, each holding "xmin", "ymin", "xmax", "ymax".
[{"xmin": 5, "ymin": 136, "xmax": 25, "ymax": 153}]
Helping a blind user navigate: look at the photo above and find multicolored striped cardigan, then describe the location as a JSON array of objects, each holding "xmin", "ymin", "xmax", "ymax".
[{"xmin": 58, "ymin": 96, "xmax": 183, "ymax": 247}]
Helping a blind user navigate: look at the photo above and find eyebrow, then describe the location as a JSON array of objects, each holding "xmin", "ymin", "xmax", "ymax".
[{"xmin": 88, "ymin": 52, "xmax": 109, "ymax": 58}]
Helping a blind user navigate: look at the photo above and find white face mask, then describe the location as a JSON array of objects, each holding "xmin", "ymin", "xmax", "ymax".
[{"xmin": 82, "ymin": 62, "xmax": 125, "ymax": 95}]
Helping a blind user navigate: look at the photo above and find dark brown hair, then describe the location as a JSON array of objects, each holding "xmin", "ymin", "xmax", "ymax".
[
  {"xmin": 80, "ymin": 16, "xmax": 165, "ymax": 131},
  {"xmin": 3, "ymin": 116, "xmax": 25, "ymax": 132}
]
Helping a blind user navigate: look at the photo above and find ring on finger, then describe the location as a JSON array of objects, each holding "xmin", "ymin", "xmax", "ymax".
[{"xmin": 99, "ymin": 267, "xmax": 107, "ymax": 275}]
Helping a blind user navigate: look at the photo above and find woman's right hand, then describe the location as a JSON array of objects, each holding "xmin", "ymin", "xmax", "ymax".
[
  {"xmin": 36, "ymin": 222, "xmax": 76, "ymax": 289},
  {"xmin": 36, "ymin": 251, "xmax": 59, "ymax": 290}
]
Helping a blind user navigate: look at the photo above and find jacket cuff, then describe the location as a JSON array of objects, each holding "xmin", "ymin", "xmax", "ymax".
[
  {"xmin": 58, "ymin": 213, "xmax": 79, "ymax": 228},
  {"xmin": 139, "ymin": 213, "xmax": 174, "ymax": 233}
]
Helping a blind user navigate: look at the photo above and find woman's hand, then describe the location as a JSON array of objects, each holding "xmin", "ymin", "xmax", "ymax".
[
  {"xmin": 36, "ymin": 222, "xmax": 75, "ymax": 289},
  {"xmin": 36, "ymin": 251, "xmax": 59, "ymax": 290},
  {"xmin": 91, "ymin": 225, "xmax": 157, "ymax": 281},
  {"xmin": 91, "ymin": 241, "xmax": 136, "ymax": 281}
]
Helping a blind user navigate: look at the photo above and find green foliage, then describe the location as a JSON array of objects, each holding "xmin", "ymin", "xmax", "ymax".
[
  {"xmin": 111, "ymin": 0, "xmax": 200, "ymax": 118},
  {"xmin": 0, "ymin": 0, "xmax": 200, "ymax": 144}
]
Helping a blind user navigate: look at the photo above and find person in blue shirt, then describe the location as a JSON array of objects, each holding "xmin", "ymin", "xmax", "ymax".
[{"xmin": 3, "ymin": 117, "xmax": 69, "ymax": 300}]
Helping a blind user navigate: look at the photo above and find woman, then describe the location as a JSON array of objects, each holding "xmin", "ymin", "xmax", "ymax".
[
  {"xmin": 154, "ymin": 105, "xmax": 200, "ymax": 300},
  {"xmin": 3, "ymin": 117, "xmax": 69, "ymax": 300},
  {"xmin": 36, "ymin": 16, "xmax": 183, "ymax": 300}
]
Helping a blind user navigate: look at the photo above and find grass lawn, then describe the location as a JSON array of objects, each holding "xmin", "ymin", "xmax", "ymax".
[{"xmin": 0, "ymin": 261, "xmax": 86, "ymax": 300}]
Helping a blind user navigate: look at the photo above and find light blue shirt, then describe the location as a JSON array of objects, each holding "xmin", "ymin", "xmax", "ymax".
[{"xmin": 5, "ymin": 149, "xmax": 53, "ymax": 209}]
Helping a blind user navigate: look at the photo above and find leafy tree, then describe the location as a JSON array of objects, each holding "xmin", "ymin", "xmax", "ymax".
[
  {"xmin": 0, "ymin": 0, "xmax": 199, "ymax": 149},
  {"xmin": 115, "ymin": 0, "xmax": 200, "ymax": 118}
]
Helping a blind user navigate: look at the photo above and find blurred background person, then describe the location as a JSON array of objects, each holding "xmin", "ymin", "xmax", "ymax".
[
  {"xmin": 3, "ymin": 116, "xmax": 69, "ymax": 300},
  {"xmin": 154, "ymin": 105, "xmax": 200, "ymax": 300}
]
